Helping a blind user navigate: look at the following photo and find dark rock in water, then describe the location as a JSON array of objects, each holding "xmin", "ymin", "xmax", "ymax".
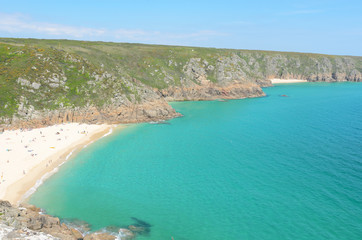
[
  {"xmin": 126, "ymin": 217, "xmax": 152, "ymax": 236},
  {"xmin": 128, "ymin": 225, "xmax": 147, "ymax": 233},
  {"xmin": 130, "ymin": 217, "xmax": 152, "ymax": 228},
  {"xmin": 105, "ymin": 225, "xmax": 121, "ymax": 233}
]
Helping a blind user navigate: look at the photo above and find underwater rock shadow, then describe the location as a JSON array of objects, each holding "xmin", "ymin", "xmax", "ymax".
[{"xmin": 127, "ymin": 217, "xmax": 152, "ymax": 235}]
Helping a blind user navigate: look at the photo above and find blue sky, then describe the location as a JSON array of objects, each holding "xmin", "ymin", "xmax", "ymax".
[{"xmin": 0, "ymin": 0, "xmax": 361, "ymax": 55}]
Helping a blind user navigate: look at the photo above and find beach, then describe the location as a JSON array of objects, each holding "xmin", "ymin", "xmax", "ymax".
[
  {"xmin": 29, "ymin": 83, "xmax": 362, "ymax": 240},
  {"xmin": 0, "ymin": 123, "xmax": 117, "ymax": 205},
  {"xmin": 270, "ymin": 78, "xmax": 308, "ymax": 84}
]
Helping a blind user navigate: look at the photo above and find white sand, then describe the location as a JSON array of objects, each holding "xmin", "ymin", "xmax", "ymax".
[
  {"xmin": 270, "ymin": 78, "xmax": 308, "ymax": 84},
  {"xmin": 0, "ymin": 123, "xmax": 114, "ymax": 205}
]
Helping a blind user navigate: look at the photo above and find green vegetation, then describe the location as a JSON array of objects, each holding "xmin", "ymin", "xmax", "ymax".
[{"xmin": 0, "ymin": 37, "xmax": 361, "ymax": 121}]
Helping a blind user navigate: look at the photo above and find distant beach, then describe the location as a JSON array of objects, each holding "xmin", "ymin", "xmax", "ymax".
[
  {"xmin": 0, "ymin": 123, "xmax": 125, "ymax": 205},
  {"xmin": 270, "ymin": 78, "xmax": 308, "ymax": 84}
]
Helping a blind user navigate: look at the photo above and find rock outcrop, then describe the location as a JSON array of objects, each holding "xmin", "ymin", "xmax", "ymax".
[
  {"xmin": 0, "ymin": 38, "xmax": 361, "ymax": 238},
  {"xmin": 159, "ymin": 82, "xmax": 265, "ymax": 101},
  {"xmin": 0, "ymin": 200, "xmax": 136, "ymax": 239},
  {"xmin": 0, "ymin": 38, "xmax": 361, "ymax": 129},
  {"xmin": 5, "ymin": 99, "xmax": 181, "ymax": 130},
  {"xmin": 0, "ymin": 200, "xmax": 82, "ymax": 239}
]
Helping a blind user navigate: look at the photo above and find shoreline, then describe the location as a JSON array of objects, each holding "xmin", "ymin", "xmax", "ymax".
[
  {"xmin": 270, "ymin": 78, "xmax": 308, "ymax": 84},
  {"xmin": 0, "ymin": 123, "xmax": 126, "ymax": 205}
]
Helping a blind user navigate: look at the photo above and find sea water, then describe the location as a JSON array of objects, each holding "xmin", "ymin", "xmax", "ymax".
[{"xmin": 30, "ymin": 82, "xmax": 362, "ymax": 240}]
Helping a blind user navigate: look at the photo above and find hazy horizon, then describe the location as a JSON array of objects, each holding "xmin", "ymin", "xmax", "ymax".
[{"xmin": 1, "ymin": 1, "xmax": 361, "ymax": 56}]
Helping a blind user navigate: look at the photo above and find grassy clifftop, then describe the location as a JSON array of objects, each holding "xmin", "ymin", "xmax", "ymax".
[{"xmin": 0, "ymin": 38, "xmax": 361, "ymax": 125}]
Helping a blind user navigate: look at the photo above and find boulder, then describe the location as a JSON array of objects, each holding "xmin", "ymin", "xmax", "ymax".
[
  {"xmin": 26, "ymin": 205, "xmax": 41, "ymax": 212},
  {"xmin": 0, "ymin": 200, "xmax": 12, "ymax": 208},
  {"xmin": 128, "ymin": 225, "xmax": 146, "ymax": 233},
  {"xmin": 27, "ymin": 216, "xmax": 43, "ymax": 230},
  {"xmin": 71, "ymin": 228, "xmax": 84, "ymax": 240}
]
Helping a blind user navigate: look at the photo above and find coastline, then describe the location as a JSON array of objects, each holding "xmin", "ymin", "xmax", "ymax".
[
  {"xmin": 0, "ymin": 123, "xmax": 125, "ymax": 205},
  {"xmin": 270, "ymin": 78, "xmax": 308, "ymax": 84}
]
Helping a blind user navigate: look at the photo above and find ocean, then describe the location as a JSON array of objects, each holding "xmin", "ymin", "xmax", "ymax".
[{"xmin": 29, "ymin": 82, "xmax": 362, "ymax": 240}]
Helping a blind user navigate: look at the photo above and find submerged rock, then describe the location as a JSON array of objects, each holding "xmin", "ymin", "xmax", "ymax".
[
  {"xmin": 128, "ymin": 225, "xmax": 146, "ymax": 233},
  {"xmin": 118, "ymin": 228, "xmax": 134, "ymax": 239}
]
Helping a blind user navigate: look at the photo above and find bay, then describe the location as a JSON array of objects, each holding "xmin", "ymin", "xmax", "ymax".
[{"xmin": 30, "ymin": 82, "xmax": 362, "ymax": 240}]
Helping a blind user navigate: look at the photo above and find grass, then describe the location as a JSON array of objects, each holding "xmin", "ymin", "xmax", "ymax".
[{"xmin": 0, "ymin": 37, "xmax": 361, "ymax": 120}]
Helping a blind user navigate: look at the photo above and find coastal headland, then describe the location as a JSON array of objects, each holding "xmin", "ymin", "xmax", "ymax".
[
  {"xmin": 0, "ymin": 38, "xmax": 361, "ymax": 239},
  {"xmin": 0, "ymin": 38, "xmax": 361, "ymax": 130}
]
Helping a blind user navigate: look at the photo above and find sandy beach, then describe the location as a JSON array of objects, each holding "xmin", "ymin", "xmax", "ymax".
[
  {"xmin": 0, "ymin": 123, "xmax": 119, "ymax": 205},
  {"xmin": 270, "ymin": 78, "xmax": 308, "ymax": 84}
]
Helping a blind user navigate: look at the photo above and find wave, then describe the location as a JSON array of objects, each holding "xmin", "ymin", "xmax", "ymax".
[
  {"xmin": 82, "ymin": 141, "xmax": 93, "ymax": 149},
  {"xmin": 20, "ymin": 127, "xmax": 115, "ymax": 204},
  {"xmin": 20, "ymin": 148, "xmax": 77, "ymax": 204},
  {"xmin": 101, "ymin": 127, "xmax": 113, "ymax": 138},
  {"xmin": 83, "ymin": 127, "xmax": 113, "ymax": 150}
]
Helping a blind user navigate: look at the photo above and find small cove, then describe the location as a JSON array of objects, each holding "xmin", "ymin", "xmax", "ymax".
[{"xmin": 30, "ymin": 82, "xmax": 362, "ymax": 240}]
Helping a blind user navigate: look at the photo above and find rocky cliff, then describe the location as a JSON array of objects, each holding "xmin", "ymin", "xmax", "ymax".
[
  {"xmin": 0, "ymin": 200, "xmax": 144, "ymax": 239},
  {"xmin": 0, "ymin": 38, "xmax": 361, "ymax": 129}
]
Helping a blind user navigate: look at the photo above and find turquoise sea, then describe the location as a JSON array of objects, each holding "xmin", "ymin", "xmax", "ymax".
[{"xmin": 30, "ymin": 82, "xmax": 362, "ymax": 240}]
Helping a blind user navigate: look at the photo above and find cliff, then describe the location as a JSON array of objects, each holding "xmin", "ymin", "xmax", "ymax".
[
  {"xmin": 0, "ymin": 38, "xmax": 361, "ymax": 129},
  {"xmin": 0, "ymin": 200, "xmax": 139, "ymax": 239}
]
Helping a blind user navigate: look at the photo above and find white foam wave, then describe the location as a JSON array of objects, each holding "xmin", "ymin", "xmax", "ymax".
[
  {"xmin": 65, "ymin": 149, "xmax": 75, "ymax": 160},
  {"xmin": 21, "ymin": 166, "xmax": 59, "ymax": 203},
  {"xmin": 82, "ymin": 127, "xmax": 112, "ymax": 149},
  {"xmin": 20, "ymin": 149, "xmax": 77, "ymax": 203},
  {"xmin": 101, "ymin": 127, "xmax": 113, "ymax": 138},
  {"xmin": 117, "ymin": 228, "xmax": 134, "ymax": 240},
  {"xmin": 83, "ymin": 227, "xmax": 129, "ymax": 240},
  {"xmin": 117, "ymin": 230, "xmax": 126, "ymax": 240},
  {"xmin": 19, "ymin": 127, "xmax": 114, "ymax": 203}
]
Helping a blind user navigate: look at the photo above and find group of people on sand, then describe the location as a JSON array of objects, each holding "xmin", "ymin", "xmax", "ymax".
[
  {"xmin": 45, "ymin": 159, "xmax": 53, "ymax": 168},
  {"xmin": 1, "ymin": 124, "xmax": 92, "ymax": 189}
]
